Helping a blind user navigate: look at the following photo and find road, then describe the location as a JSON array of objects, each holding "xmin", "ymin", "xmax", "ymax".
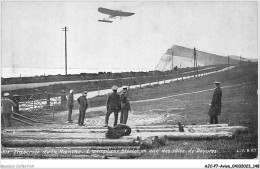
[{"xmin": 1, "ymin": 67, "xmax": 217, "ymax": 92}]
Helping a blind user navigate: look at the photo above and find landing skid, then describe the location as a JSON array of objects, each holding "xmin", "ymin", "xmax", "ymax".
[{"xmin": 98, "ymin": 19, "xmax": 113, "ymax": 23}]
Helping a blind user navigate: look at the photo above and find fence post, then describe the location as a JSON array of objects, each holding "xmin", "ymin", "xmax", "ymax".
[
  {"xmin": 46, "ymin": 93, "xmax": 50, "ymax": 108},
  {"xmin": 52, "ymin": 102, "xmax": 55, "ymax": 121},
  {"xmin": 128, "ymin": 77, "xmax": 130, "ymax": 89},
  {"xmin": 33, "ymin": 99, "xmax": 34, "ymax": 114},
  {"xmin": 12, "ymin": 95, "xmax": 20, "ymax": 113}
]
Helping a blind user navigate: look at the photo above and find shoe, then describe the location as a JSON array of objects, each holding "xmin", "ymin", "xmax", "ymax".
[
  {"xmin": 103, "ymin": 124, "xmax": 108, "ymax": 127},
  {"xmin": 68, "ymin": 120, "xmax": 73, "ymax": 123}
]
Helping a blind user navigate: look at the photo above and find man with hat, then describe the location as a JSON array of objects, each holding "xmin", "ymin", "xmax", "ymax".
[
  {"xmin": 120, "ymin": 86, "xmax": 131, "ymax": 124},
  {"xmin": 67, "ymin": 89, "xmax": 74, "ymax": 123},
  {"xmin": 208, "ymin": 82, "xmax": 222, "ymax": 124},
  {"xmin": 1, "ymin": 93, "xmax": 17, "ymax": 127},
  {"xmin": 77, "ymin": 91, "xmax": 88, "ymax": 126},
  {"xmin": 104, "ymin": 85, "xmax": 120, "ymax": 127}
]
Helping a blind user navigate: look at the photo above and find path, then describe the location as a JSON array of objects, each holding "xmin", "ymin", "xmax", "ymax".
[
  {"xmin": 62, "ymin": 81, "xmax": 251, "ymax": 127},
  {"xmin": 2, "ymin": 66, "xmax": 217, "ymax": 91}
]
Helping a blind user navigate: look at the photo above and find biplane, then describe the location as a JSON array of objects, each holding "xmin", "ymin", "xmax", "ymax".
[{"xmin": 98, "ymin": 7, "xmax": 135, "ymax": 23}]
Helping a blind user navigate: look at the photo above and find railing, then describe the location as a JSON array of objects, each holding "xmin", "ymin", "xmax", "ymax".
[{"xmin": 12, "ymin": 92, "xmax": 67, "ymax": 122}]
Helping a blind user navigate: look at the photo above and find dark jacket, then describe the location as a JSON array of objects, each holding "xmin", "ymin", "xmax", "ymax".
[
  {"xmin": 1, "ymin": 98, "xmax": 17, "ymax": 114},
  {"xmin": 208, "ymin": 87, "xmax": 222, "ymax": 116},
  {"xmin": 77, "ymin": 96, "xmax": 88, "ymax": 111},
  {"xmin": 120, "ymin": 93, "xmax": 131, "ymax": 111},
  {"xmin": 107, "ymin": 92, "xmax": 120, "ymax": 111},
  {"xmin": 67, "ymin": 93, "xmax": 74, "ymax": 107}
]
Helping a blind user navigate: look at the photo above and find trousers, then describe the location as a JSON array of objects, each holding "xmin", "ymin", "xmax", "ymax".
[
  {"xmin": 210, "ymin": 115, "xmax": 218, "ymax": 124},
  {"xmin": 68, "ymin": 105, "xmax": 73, "ymax": 121},
  {"xmin": 78, "ymin": 109, "xmax": 86, "ymax": 125},
  {"xmin": 1, "ymin": 113, "xmax": 12, "ymax": 127},
  {"xmin": 120, "ymin": 109, "xmax": 129, "ymax": 124},
  {"xmin": 105, "ymin": 109, "xmax": 119, "ymax": 127}
]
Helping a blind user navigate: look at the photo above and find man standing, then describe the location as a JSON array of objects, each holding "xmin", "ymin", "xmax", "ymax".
[
  {"xmin": 77, "ymin": 91, "xmax": 88, "ymax": 126},
  {"xmin": 1, "ymin": 93, "xmax": 17, "ymax": 127},
  {"xmin": 61, "ymin": 90, "xmax": 67, "ymax": 110},
  {"xmin": 120, "ymin": 86, "xmax": 131, "ymax": 124},
  {"xmin": 104, "ymin": 85, "xmax": 120, "ymax": 127},
  {"xmin": 67, "ymin": 89, "xmax": 74, "ymax": 123},
  {"xmin": 208, "ymin": 82, "xmax": 222, "ymax": 124}
]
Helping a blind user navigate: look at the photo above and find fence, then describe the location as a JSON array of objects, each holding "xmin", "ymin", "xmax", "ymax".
[{"xmin": 12, "ymin": 92, "xmax": 67, "ymax": 122}]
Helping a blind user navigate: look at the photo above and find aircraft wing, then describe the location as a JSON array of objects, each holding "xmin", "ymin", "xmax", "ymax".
[
  {"xmin": 98, "ymin": 7, "xmax": 118, "ymax": 17},
  {"xmin": 117, "ymin": 10, "xmax": 135, "ymax": 17},
  {"xmin": 98, "ymin": 7, "xmax": 134, "ymax": 17}
]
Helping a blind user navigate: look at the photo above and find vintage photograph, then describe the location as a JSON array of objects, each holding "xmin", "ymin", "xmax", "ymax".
[{"xmin": 1, "ymin": 1, "xmax": 259, "ymax": 168}]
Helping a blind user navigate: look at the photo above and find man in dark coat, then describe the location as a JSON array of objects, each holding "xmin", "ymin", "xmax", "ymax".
[
  {"xmin": 120, "ymin": 86, "xmax": 131, "ymax": 124},
  {"xmin": 104, "ymin": 85, "xmax": 120, "ymax": 127},
  {"xmin": 1, "ymin": 93, "xmax": 17, "ymax": 127},
  {"xmin": 208, "ymin": 82, "xmax": 222, "ymax": 124},
  {"xmin": 77, "ymin": 91, "xmax": 88, "ymax": 126},
  {"xmin": 67, "ymin": 89, "xmax": 74, "ymax": 123},
  {"xmin": 61, "ymin": 90, "xmax": 67, "ymax": 110}
]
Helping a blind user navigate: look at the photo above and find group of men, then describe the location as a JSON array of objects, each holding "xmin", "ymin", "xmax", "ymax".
[
  {"xmin": 67, "ymin": 85, "xmax": 131, "ymax": 127},
  {"xmin": 1, "ymin": 82, "xmax": 221, "ymax": 128},
  {"xmin": 67, "ymin": 90, "xmax": 89, "ymax": 126}
]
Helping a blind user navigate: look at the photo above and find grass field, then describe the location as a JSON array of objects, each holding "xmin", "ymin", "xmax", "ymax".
[
  {"xmin": 58, "ymin": 62, "xmax": 258, "ymax": 159},
  {"xmin": 2, "ymin": 65, "xmax": 224, "ymax": 96},
  {"xmin": 130, "ymin": 62, "xmax": 258, "ymax": 159},
  {"xmin": 5, "ymin": 62, "xmax": 258, "ymax": 159}
]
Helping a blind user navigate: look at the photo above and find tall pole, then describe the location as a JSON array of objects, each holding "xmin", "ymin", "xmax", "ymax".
[
  {"xmin": 172, "ymin": 51, "xmax": 173, "ymax": 71},
  {"xmin": 196, "ymin": 50, "xmax": 198, "ymax": 77},
  {"xmin": 228, "ymin": 55, "xmax": 229, "ymax": 67},
  {"xmin": 194, "ymin": 47, "xmax": 196, "ymax": 77},
  {"xmin": 62, "ymin": 26, "xmax": 69, "ymax": 75}
]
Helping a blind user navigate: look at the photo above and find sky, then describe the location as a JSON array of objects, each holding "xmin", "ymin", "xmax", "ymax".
[{"xmin": 1, "ymin": 1, "xmax": 258, "ymax": 76}]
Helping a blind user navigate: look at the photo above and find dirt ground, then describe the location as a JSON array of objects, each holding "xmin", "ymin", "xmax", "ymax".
[
  {"xmin": 2, "ymin": 63, "xmax": 258, "ymax": 159},
  {"xmin": 7, "ymin": 63, "xmax": 257, "ymax": 130}
]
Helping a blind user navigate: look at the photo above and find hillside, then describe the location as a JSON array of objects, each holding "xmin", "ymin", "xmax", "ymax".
[
  {"xmin": 229, "ymin": 55, "xmax": 257, "ymax": 62},
  {"xmin": 4, "ymin": 62, "xmax": 258, "ymax": 160},
  {"xmin": 155, "ymin": 45, "xmax": 242, "ymax": 71}
]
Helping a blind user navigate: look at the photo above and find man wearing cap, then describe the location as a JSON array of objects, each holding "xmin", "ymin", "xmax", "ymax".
[
  {"xmin": 1, "ymin": 93, "xmax": 17, "ymax": 127},
  {"xmin": 120, "ymin": 86, "xmax": 131, "ymax": 124},
  {"xmin": 104, "ymin": 85, "xmax": 120, "ymax": 127},
  {"xmin": 77, "ymin": 91, "xmax": 88, "ymax": 126},
  {"xmin": 208, "ymin": 82, "xmax": 222, "ymax": 124},
  {"xmin": 61, "ymin": 90, "xmax": 67, "ymax": 110},
  {"xmin": 67, "ymin": 89, "xmax": 74, "ymax": 123}
]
